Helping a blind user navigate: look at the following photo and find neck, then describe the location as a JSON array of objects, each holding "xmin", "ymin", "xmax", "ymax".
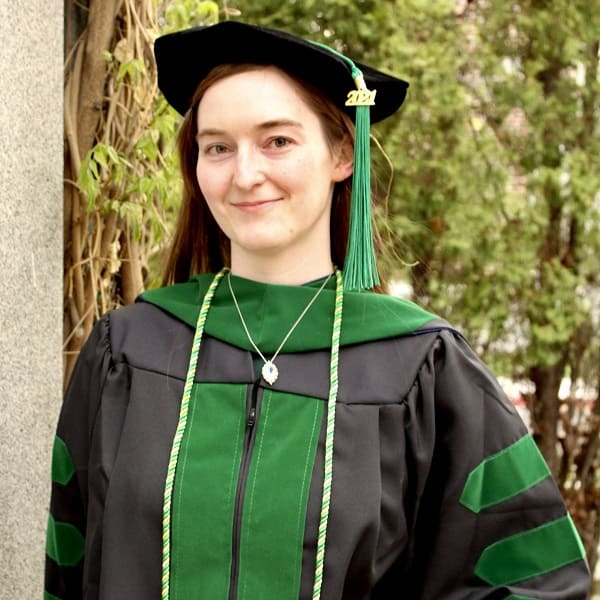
[{"xmin": 230, "ymin": 247, "xmax": 334, "ymax": 286}]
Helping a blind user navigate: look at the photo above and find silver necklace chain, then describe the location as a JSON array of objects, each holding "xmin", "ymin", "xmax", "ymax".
[{"xmin": 227, "ymin": 271, "xmax": 333, "ymax": 384}]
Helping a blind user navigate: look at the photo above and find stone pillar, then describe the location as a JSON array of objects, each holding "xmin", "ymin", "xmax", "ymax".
[{"xmin": 0, "ymin": 1, "xmax": 63, "ymax": 597}]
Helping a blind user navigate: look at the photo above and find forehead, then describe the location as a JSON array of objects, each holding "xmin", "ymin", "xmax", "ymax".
[{"xmin": 196, "ymin": 66, "xmax": 319, "ymax": 128}]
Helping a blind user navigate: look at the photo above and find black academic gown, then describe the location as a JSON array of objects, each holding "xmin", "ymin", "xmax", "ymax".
[{"xmin": 45, "ymin": 274, "xmax": 591, "ymax": 599}]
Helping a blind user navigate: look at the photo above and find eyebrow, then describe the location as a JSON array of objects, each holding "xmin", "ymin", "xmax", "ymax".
[{"xmin": 196, "ymin": 119, "xmax": 303, "ymax": 139}]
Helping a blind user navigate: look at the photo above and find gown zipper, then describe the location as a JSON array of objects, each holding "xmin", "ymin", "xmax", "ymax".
[{"xmin": 229, "ymin": 380, "xmax": 262, "ymax": 600}]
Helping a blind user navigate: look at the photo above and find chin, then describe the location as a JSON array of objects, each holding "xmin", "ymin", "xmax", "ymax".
[
  {"xmin": 240, "ymin": 242, "xmax": 287, "ymax": 256},
  {"xmin": 233, "ymin": 233, "xmax": 290, "ymax": 254}
]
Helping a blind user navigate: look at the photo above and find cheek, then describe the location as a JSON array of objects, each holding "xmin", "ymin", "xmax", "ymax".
[
  {"xmin": 196, "ymin": 162, "xmax": 222, "ymax": 204},
  {"xmin": 293, "ymin": 148, "xmax": 338, "ymax": 184},
  {"xmin": 194, "ymin": 169, "xmax": 222, "ymax": 229},
  {"xmin": 278, "ymin": 155, "xmax": 310, "ymax": 185}
]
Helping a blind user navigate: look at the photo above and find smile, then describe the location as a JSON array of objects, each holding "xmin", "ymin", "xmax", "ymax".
[{"xmin": 232, "ymin": 198, "xmax": 283, "ymax": 211}]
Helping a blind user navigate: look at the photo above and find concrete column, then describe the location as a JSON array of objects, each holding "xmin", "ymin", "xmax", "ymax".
[{"xmin": 0, "ymin": 1, "xmax": 63, "ymax": 597}]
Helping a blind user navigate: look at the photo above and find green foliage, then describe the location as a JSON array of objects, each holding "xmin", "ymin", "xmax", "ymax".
[
  {"xmin": 162, "ymin": 0, "xmax": 219, "ymax": 31},
  {"xmin": 79, "ymin": 144, "xmax": 133, "ymax": 210},
  {"xmin": 470, "ymin": 0, "xmax": 599, "ymax": 375},
  {"xmin": 527, "ymin": 259, "xmax": 586, "ymax": 364},
  {"xmin": 75, "ymin": 0, "xmax": 225, "ymax": 291}
]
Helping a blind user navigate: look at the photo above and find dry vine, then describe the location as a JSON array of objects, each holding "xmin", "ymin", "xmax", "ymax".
[{"xmin": 64, "ymin": 0, "xmax": 179, "ymax": 385}]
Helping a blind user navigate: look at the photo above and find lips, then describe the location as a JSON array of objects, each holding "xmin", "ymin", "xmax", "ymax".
[{"xmin": 233, "ymin": 198, "xmax": 282, "ymax": 210}]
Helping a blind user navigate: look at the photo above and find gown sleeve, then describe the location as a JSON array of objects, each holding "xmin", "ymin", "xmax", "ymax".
[
  {"xmin": 408, "ymin": 329, "xmax": 591, "ymax": 599},
  {"xmin": 45, "ymin": 315, "xmax": 112, "ymax": 600}
]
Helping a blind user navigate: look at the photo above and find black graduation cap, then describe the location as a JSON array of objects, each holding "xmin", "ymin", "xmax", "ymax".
[{"xmin": 154, "ymin": 21, "xmax": 408, "ymax": 123}]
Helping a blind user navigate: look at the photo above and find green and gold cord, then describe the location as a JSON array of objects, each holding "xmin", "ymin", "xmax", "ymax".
[
  {"xmin": 160, "ymin": 268, "xmax": 343, "ymax": 599},
  {"xmin": 312, "ymin": 268, "xmax": 344, "ymax": 599},
  {"xmin": 161, "ymin": 268, "xmax": 227, "ymax": 600}
]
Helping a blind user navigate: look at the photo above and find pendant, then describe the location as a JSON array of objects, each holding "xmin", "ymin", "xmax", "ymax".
[{"xmin": 262, "ymin": 360, "xmax": 279, "ymax": 385}]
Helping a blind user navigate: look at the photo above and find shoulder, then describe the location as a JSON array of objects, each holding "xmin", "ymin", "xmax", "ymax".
[
  {"xmin": 339, "ymin": 319, "xmax": 520, "ymax": 416},
  {"xmin": 337, "ymin": 318, "xmax": 463, "ymax": 403},
  {"xmin": 90, "ymin": 301, "xmax": 194, "ymax": 380},
  {"xmin": 108, "ymin": 299, "xmax": 185, "ymax": 337}
]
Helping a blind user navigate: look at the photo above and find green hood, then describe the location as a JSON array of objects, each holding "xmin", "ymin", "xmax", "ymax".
[{"xmin": 140, "ymin": 273, "xmax": 438, "ymax": 354}]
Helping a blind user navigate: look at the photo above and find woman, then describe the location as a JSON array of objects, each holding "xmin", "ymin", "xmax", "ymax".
[{"xmin": 45, "ymin": 21, "xmax": 591, "ymax": 600}]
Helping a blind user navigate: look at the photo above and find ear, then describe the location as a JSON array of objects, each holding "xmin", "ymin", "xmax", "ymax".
[{"xmin": 332, "ymin": 136, "xmax": 354, "ymax": 182}]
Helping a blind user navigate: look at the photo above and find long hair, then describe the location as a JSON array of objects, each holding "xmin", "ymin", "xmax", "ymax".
[{"xmin": 161, "ymin": 63, "xmax": 386, "ymax": 291}]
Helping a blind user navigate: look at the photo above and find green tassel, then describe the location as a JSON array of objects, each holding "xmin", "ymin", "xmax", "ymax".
[
  {"xmin": 344, "ymin": 99, "xmax": 379, "ymax": 292},
  {"xmin": 309, "ymin": 42, "xmax": 380, "ymax": 292}
]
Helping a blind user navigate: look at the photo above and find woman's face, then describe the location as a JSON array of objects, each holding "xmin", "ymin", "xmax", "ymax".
[{"xmin": 195, "ymin": 67, "xmax": 352, "ymax": 275}]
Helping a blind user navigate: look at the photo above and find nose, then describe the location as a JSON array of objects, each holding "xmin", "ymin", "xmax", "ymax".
[{"xmin": 232, "ymin": 147, "xmax": 266, "ymax": 190}]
